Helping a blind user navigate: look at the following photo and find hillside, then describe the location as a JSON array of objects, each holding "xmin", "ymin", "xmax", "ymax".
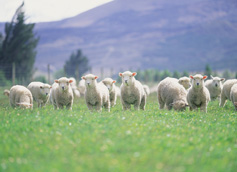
[{"xmin": 1, "ymin": 0, "xmax": 237, "ymax": 73}]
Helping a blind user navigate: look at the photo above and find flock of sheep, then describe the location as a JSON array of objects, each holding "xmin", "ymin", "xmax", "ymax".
[{"xmin": 3, "ymin": 70, "xmax": 237, "ymax": 112}]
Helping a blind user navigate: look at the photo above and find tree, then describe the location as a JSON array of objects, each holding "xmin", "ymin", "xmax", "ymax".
[
  {"xmin": 222, "ymin": 70, "xmax": 231, "ymax": 79},
  {"xmin": 154, "ymin": 70, "xmax": 161, "ymax": 82},
  {"xmin": 161, "ymin": 70, "xmax": 171, "ymax": 80},
  {"xmin": 173, "ymin": 70, "xmax": 180, "ymax": 79},
  {"xmin": 182, "ymin": 71, "xmax": 189, "ymax": 77},
  {"xmin": 0, "ymin": 10, "xmax": 39, "ymax": 83},
  {"xmin": 64, "ymin": 49, "xmax": 90, "ymax": 79},
  {"xmin": 204, "ymin": 64, "xmax": 212, "ymax": 78}
]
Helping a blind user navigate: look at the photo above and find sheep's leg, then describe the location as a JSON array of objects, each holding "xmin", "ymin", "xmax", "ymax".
[
  {"xmin": 104, "ymin": 100, "xmax": 110, "ymax": 112},
  {"xmin": 122, "ymin": 101, "xmax": 131, "ymax": 110},
  {"xmin": 86, "ymin": 103, "xmax": 94, "ymax": 111},
  {"xmin": 200, "ymin": 104, "xmax": 207, "ymax": 113},
  {"xmin": 158, "ymin": 99, "xmax": 165, "ymax": 109},
  {"xmin": 140, "ymin": 95, "xmax": 146, "ymax": 110},
  {"xmin": 134, "ymin": 101, "xmax": 140, "ymax": 111},
  {"xmin": 66, "ymin": 103, "xmax": 72, "ymax": 110},
  {"xmin": 219, "ymin": 92, "xmax": 227, "ymax": 107},
  {"xmin": 57, "ymin": 103, "xmax": 64, "ymax": 109},
  {"xmin": 111, "ymin": 98, "xmax": 115, "ymax": 107},
  {"xmin": 96, "ymin": 100, "xmax": 102, "ymax": 112}
]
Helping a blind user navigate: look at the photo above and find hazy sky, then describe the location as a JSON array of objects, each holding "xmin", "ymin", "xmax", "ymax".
[{"xmin": 0, "ymin": 0, "xmax": 113, "ymax": 23}]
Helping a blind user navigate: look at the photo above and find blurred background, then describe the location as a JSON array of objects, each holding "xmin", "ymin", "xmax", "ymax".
[{"xmin": 0, "ymin": 0, "xmax": 236, "ymax": 86}]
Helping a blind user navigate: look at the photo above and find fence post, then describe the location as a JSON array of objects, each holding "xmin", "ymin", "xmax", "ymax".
[
  {"xmin": 47, "ymin": 64, "xmax": 50, "ymax": 84},
  {"xmin": 12, "ymin": 62, "xmax": 15, "ymax": 85}
]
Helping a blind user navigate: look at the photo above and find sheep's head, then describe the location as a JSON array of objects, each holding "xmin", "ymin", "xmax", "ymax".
[
  {"xmin": 190, "ymin": 74, "xmax": 207, "ymax": 89},
  {"xmin": 178, "ymin": 77, "xmax": 191, "ymax": 89},
  {"xmin": 55, "ymin": 77, "xmax": 73, "ymax": 91},
  {"xmin": 210, "ymin": 75, "xmax": 225, "ymax": 88},
  {"xmin": 81, "ymin": 74, "xmax": 98, "ymax": 88},
  {"xmin": 119, "ymin": 71, "xmax": 136, "ymax": 86},
  {"xmin": 170, "ymin": 100, "xmax": 188, "ymax": 111},
  {"xmin": 39, "ymin": 84, "xmax": 52, "ymax": 96},
  {"xmin": 102, "ymin": 78, "xmax": 116, "ymax": 92}
]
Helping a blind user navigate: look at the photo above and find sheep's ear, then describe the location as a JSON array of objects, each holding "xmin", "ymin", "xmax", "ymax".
[
  {"xmin": 81, "ymin": 76, "xmax": 86, "ymax": 80},
  {"xmin": 55, "ymin": 80, "xmax": 59, "ymax": 83},
  {"xmin": 221, "ymin": 78, "xmax": 225, "ymax": 82},
  {"xmin": 203, "ymin": 75, "xmax": 208, "ymax": 80},
  {"xmin": 113, "ymin": 80, "xmax": 116, "ymax": 83},
  {"xmin": 40, "ymin": 86, "xmax": 43, "ymax": 89},
  {"xmin": 189, "ymin": 75, "xmax": 194, "ymax": 79},
  {"xmin": 119, "ymin": 73, "xmax": 123, "ymax": 77},
  {"xmin": 69, "ymin": 80, "xmax": 73, "ymax": 83},
  {"xmin": 94, "ymin": 76, "xmax": 98, "ymax": 79},
  {"xmin": 210, "ymin": 75, "xmax": 214, "ymax": 79},
  {"xmin": 132, "ymin": 72, "xmax": 137, "ymax": 76}
]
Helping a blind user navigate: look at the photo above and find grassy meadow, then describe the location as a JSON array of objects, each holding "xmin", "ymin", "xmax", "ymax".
[{"xmin": 0, "ymin": 87, "xmax": 236, "ymax": 172}]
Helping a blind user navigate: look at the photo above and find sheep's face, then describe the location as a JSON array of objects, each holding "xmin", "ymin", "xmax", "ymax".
[
  {"xmin": 81, "ymin": 74, "xmax": 98, "ymax": 88},
  {"xmin": 171, "ymin": 101, "xmax": 188, "ymax": 111},
  {"xmin": 190, "ymin": 74, "xmax": 207, "ymax": 88},
  {"xmin": 211, "ymin": 76, "xmax": 225, "ymax": 88},
  {"xmin": 119, "ymin": 71, "xmax": 137, "ymax": 86},
  {"xmin": 102, "ymin": 78, "xmax": 116, "ymax": 92},
  {"xmin": 55, "ymin": 77, "xmax": 73, "ymax": 91},
  {"xmin": 178, "ymin": 77, "xmax": 191, "ymax": 89},
  {"xmin": 39, "ymin": 84, "xmax": 51, "ymax": 96}
]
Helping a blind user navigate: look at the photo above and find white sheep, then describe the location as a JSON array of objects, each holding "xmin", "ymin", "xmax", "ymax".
[
  {"xmin": 50, "ymin": 77, "xmax": 74, "ymax": 110},
  {"xmin": 102, "ymin": 78, "xmax": 118, "ymax": 107},
  {"xmin": 204, "ymin": 75, "xmax": 225, "ymax": 101},
  {"xmin": 220, "ymin": 79, "xmax": 237, "ymax": 107},
  {"xmin": 78, "ymin": 79, "xmax": 86, "ymax": 96},
  {"xmin": 230, "ymin": 84, "xmax": 237, "ymax": 110},
  {"xmin": 27, "ymin": 82, "xmax": 51, "ymax": 107},
  {"xmin": 143, "ymin": 85, "xmax": 150, "ymax": 96},
  {"xmin": 69, "ymin": 77, "xmax": 80, "ymax": 98},
  {"xmin": 3, "ymin": 89, "xmax": 10, "ymax": 97},
  {"xmin": 82, "ymin": 74, "xmax": 110, "ymax": 112},
  {"xmin": 178, "ymin": 77, "xmax": 191, "ymax": 90},
  {"xmin": 9, "ymin": 85, "xmax": 33, "ymax": 109},
  {"xmin": 187, "ymin": 74, "xmax": 210, "ymax": 113},
  {"xmin": 119, "ymin": 71, "xmax": 146, "ymax": 110},
  {"xmin": 157, "ymin": 77, "xmax": 188, "ymax": 111},
  {"xmin": 115, "ymin": 86, "xmax": 121, "ymax": 97}
]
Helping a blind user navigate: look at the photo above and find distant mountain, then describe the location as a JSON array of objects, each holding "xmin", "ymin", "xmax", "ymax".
[{"xmin": 1, "ymin": 0, "xmax": 237, "ymax": 73}]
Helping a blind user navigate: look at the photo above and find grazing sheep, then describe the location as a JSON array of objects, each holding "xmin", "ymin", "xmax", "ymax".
[
  {"xmin": 9, "ymin": 85, "xmax": 33, "ymax": 109},
  {"xmin": 187, "ymin": 74, "xmax": 210, "ymax": 113},
  {"xmin": 143, "ymin": 85, "xmax": 150, "ymax": 96},
  {"xmin": 205, "ymin": 75, "xmax": 225, "ymax": 101},
  {"xmin": 27, "ymin": 82, "xmax": 51, "ymax": 107},
  {"xmin": 230, "ymin": 84, "xmax": 237, "ymax": 110},
  {"xmin": 69, "ymin": 77, "xmax": 80, "ymax": 98},
  {"xmin": 220, "ymin": 79, "xmax": 237, "ymax": 107},
  {"xmin": 50, "ymin": 77, "xmax": 74, "ymax": 110},
  {"xmin": 78, "ymin": 79, "xmax": 86, "ymax": 96},
  {"xmin": 102, "ymin": 78, "xmax": 117, "ymax": 107},
  {"xmin": 3, "ymin": 89, "xmax": 10, "ymax": 97},
  {"xmin": 82, "ymin": 74, "xmax": 110, "ymax": 112},
  {"xmin": 119, "ymin": 71, "xmax": 146, "ymax": 110},
  {"xmin": 178, "ymin": 77, "xmax": 191, "ymax": 90},
  {"xmin": 157, "ymin": 77, "xmax": 188, "ymax": 111}
]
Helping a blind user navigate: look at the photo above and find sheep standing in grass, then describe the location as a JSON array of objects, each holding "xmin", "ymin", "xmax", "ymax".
[
  {"xmin": 230, "ymin": 84, "xmax": 237, "ymax": 110},
  {"xmin": 27, "ymin": 82, "xmax": 51, "ymax": 107},
  {"xmin": 82, "ymin": 74, "xmax": 110, "ymax": 112},
  {"xmin": 9, "ymin": 85, "xmax": 33, "ymax": 109},
  {"xmin": 220, "ymin": 79, "xmax": 237, "ymax": 107},
  {"xmin": 157, "ymin": 77, "xmax": 188, "ymax": 111},
  {"xmin": 69, "ymin": 77, "xmax": 80, "ymax": 98},
  {"xmin": 119, "ymin": 71, "xmax": 146, "ymax": 110},
  {"xmin": 205, "ymin": 76, "xmax": 225, "ymax": 101},
  {"xmin": 187, "ymin": 74, "xmax": 210, "ymax": 113},
  {"xmin": 50, "ymin": 77, "xmax": 74, "ymax": 110},
  {"xmin": 178, "ymin": 77, "xmax": 191, "ymax": 90},
  {"xmin": 102, "ymin": 78, "xmax": 117, "ymax": 107},
  {"xmin": 143, "ymin": 85, "xmax": 150, "ymax": 96}
]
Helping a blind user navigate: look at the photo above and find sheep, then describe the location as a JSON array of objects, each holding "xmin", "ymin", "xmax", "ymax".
[
  {"xmin": 69, "ymin": 77, "xmax": 80, "ymax": 98},
  {"xmin": 119, "ymin": 71, "xmax": 146, "ymax": 110},
  {"xmin": 3, "ymin": 89, "xmax": 10, "ymax": 97},
  {"xmin": 230, "ymin": 84, "xmax": 237, "ymax": 110},
  {"xmin": 9, "ymin": 85, "xmax": 33, "ymax": 109},
  {"xmin": 115, "ymin": 86, "xmax": 121, "ymax": 97},
  {"xmin": 157, "ymin": 77, "xmax": 188, "ymax": 111},
  {"xmin": 50, "ymin": 77, "xmax": 74, "ymax": 110},
  {"xmin": 204, "ymin": 75, "xmax": 225, "ymax": 101},
  {"xmin": 187, "ymin": 74, "xmax": 210, "ymax": 113},
  {"xmin": 27, "ymin": 82, "xmax": 51, "ymax": 107},
  {"xmin": 143, "ymin": 85, "xmax": 150, "ymax": 96},
  {"xmin": 78, "ymin": 79, "xmax": 86, "ymax": 96},
  {"xmin": 178, "ymin": 77, "xmax": 191, "ymax": 90},
  {"xmin": 102, "ymin": 78, "xmax": 118, "ymax": 107},
  {"xmin": 81, "ymin": 74, "xmax": 110, "ymax": 112},
  {"xmin": 220, "ymin": 79, "xmax": 237, "ymax": 107}
]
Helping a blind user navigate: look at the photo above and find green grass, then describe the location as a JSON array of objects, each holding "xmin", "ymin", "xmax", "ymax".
[{"xmin": 0, "ymin": 88, "xmax": 236, "ymax": 172}]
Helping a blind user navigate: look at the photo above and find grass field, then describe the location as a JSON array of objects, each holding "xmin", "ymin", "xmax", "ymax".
[{"xmin": 0, "ymin": 88, "xmax": 236, "ymax": 172}]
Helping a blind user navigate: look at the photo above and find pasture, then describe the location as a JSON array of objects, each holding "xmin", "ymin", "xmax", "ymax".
[{"xmin": 0, "ymin": 87, "xmax": 236, "ymax": 172}]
